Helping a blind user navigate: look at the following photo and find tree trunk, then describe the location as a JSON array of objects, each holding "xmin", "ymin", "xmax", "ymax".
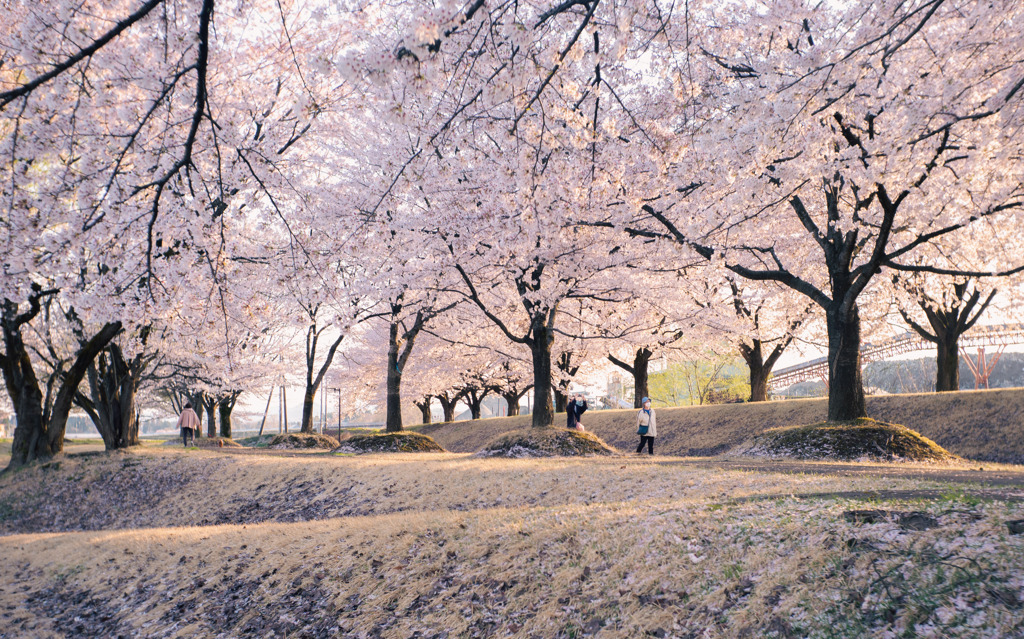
[
  {"xmin": 553, "ymin": 389, "xmax": 567, "ymax": 413},
  {"xmin": 385, "ymin": 322, "xmax": 404, "ymax": 432},
  {"xmin": 438, "ymin": 393, "xmax": 460, "ymax": 422},
  {"xmin": 415, "ymin": 397, "xmax": 432, "ymax": 424},
  {"xmin": 80, "ymin": 344, "xmax": 144, "ymax": 450},
  {"xmin": 202, "ymin": 395, "xmax": 217, "ymax": 438},
  {"xmin": 300, "ymin": 385, "xmax": 317, "ymax": 434},
  {"xmin": 935, "ymin": 336, "xmax": 960, "ymax": 392},
  {"xmin": 502, "ymin": 392, "xmax": 522, "ymax": 416},
  {"xmin": 530, "ymin": 323, "xmax": 555, "ymax": 428},
  {"xmin": 741, "ymin": 341, "xmax": 769, "ymax": 403},
  {"xmin": 609, "ymin": 347, "xmax": 653, "ymax": 408},
  {"xmin": 4, "ymin": 314, "xmax": 121, "ymax": 469},
  {"xmin": 633, "ymin": 348, "xmax": 652, "ymax": 408},
  {"xmin": 465, "ymin": 389, "xmax": 488, "ymax": 420},
  {"xmin": 826, "ymin": 306, "xmax": 867, "ymax": 421},
  {"xmin": 219, "ymin": 400, "xmax": 233, "ymax": 439}
]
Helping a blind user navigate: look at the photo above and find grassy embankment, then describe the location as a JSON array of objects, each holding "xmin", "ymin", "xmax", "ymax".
[
  {"xmin": 1, "ymin": 447, "xmax": 1024, "ymax": 637},
  {"xmin": 416, "ymin": 387, "xmax": 1024, "ymax": 463}
]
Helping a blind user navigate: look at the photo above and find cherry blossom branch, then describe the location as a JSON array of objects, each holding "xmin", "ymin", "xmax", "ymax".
[{"xmin": 0, "ymin": 0, "xmax": 165, "ymax": 110}]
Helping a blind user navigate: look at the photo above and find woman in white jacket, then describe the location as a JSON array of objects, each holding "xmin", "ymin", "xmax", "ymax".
[{"xmin": 635, "ymin": 397, "xmax": 656, "ymax": 455}]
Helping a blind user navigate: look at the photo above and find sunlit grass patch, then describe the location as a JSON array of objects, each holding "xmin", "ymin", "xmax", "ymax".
[
  {"xmin": 732, "ymin": 418, "xmax": 956, "ymax": 462},
  {"xmin": 478, "ymin": 427, "xmax": 617, "ymax": 457}
]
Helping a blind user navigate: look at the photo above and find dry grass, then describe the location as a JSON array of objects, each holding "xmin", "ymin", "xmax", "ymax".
[
  {"xmin": 733, "ymin": 419, "xmax": 957, "ymax": 462},
  {"xmin": 479, "ymin": 428, "xmax": 617, "ymax": 457},
  {"xmin": 1, "ymin": 448, "xmax": 1023, "ymax": 637},
  {"xmin": 419, "ymin": 388, "xmax": 1024, "ymax": 463},
  {"xmin": 270, "ymin": 432, "xmax": 340, "ymax": 449},
  {"xmin": 335, "ymin": 431, "xmax": 446, "ymax": 454}
]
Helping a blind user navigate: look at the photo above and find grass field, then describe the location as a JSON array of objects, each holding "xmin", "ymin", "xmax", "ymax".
[
  {"xmin": 418, "ymin": 387, "xmax": 1024, "ymax": 463},
  {"xmin": 2, "ymin": 447, "xmax": 1024, "ymax": 638}
]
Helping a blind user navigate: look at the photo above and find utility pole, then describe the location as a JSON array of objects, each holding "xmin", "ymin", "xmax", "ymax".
[{"xmin": 282, "ymin": 386, "xmax": 288, "ymax": 433}]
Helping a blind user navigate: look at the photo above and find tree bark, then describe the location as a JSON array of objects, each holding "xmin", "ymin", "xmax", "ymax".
[
  {"xmin": 3, "ymin": 312, "xmax": 121, "ymax": 469},
  {"xmin": 218, "ymin": 397, "xmax": 236, "ymax": 439},
  {"xmin": 553, "ymin": 389, "xmax": 568, "ymax": 413},
  {"xmin": 748, "ymin": 365, "xmax": 769, "ymax": 402},
  {"xmin": 530, "ymin": 322, "xmax": 555, "ymax": 428},
  {"xmin": 385, "ymin": 321, "xmax": 404, "ymax": 432},
  {"xmin": 78, "ymin": 343, "xmax": 146, "ymax": 450},
  {"xmin": 201, "ymin": 395, "xmax": 217, "ymax": 438},
  {"xmin": 608, "ymin": 347, "xmax": 653, "ymax": 407},
  {"xmin": 414, "ymin": 396, "xmax": 432, "ymax": 424},
  {"xmin": 826, "ymin": 306, "xmax": 867, "ymax": 421},
  {"xmin": 632, "ymin": 348, "xmax": 652, "ymax": 407},
  {"xmin": 300, "ymin": 385, "xmax": 317, "ymax": 434},
  {"xmin": 437, "ymin": 391, "xmax": 464, "ymax": 422},
  {"xmin": 465, "ymin": 387, "xmax": 492, "ymax": 420},
  {"xmin": 900, "ymin": 281, "xmax": 994, "ymax": 393},
  {"xmin": 935, "ymin": 336, "xmax": 959, "ymax": 392},
  {"xmin": 501, "ymin": 390, "xmax": 526, "ymax": 416}
]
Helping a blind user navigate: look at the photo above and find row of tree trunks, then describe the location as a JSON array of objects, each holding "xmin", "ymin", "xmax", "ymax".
[
  {"xmin": 2, "ymin": 294, "xmax": 122, "ymax": 470},
  {"xmin": 74, "ymin": 342, "xmax": 150, "ymax": 450}
]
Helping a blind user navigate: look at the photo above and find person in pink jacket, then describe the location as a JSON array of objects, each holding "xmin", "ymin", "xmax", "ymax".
[{"xmin": 177, "ymin": 402, "xmax": 200, "ymax": 447}]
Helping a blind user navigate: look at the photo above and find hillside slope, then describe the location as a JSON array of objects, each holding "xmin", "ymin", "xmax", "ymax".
[{"xmin": 418, "ymin": 388, "xmax": 1024, "ymax": 462}]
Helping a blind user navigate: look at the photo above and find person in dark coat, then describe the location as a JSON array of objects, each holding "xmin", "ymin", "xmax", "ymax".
[{"xmin": 566, "ymin": 393, "xmax": 588, "ymax": 430}]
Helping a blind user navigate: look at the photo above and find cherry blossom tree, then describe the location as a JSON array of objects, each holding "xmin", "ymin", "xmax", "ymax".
[{"xmin": 616, "ymin": 0, "xmax": 1024, "ymax": 420}]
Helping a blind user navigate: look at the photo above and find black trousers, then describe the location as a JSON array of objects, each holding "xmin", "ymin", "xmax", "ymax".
[
  {"xmin": 182, "ymin": 427, "xmax": 195, "ymax": 446},
  {"xmin": 636, "ymin": 435, "xmax": 654, "ymax": 454}
]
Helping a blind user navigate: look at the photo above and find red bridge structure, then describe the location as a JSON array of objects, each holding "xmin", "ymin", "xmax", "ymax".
[{"xmin": 769, "ymin": 324, "xmax": 1024, "ymax": 393}]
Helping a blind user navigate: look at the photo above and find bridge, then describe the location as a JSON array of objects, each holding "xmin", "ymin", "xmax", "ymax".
[{"xmin": 768, "ymin": 324, "xmax": 1024, "ymax": 392}]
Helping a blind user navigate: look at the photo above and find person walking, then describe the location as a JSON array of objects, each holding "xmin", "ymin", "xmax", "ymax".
[
  {"xmin": 566, "ymin": 393, "xmax": 588, "ymax": 431},
  {"xmin": 635, "ymin": 397, "xmax": 656, "ymax": 455},
  {"xmin": 177, "ymin": 402, "xmax": 200, "ymax": 447}
]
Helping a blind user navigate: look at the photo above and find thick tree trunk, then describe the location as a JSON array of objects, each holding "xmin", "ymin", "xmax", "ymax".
[
  {"xmin": 609, "ymin": 347, "xmax": 653, "ymax": 408},
  {"xmin": 4, "ymin": 314, "xmax": 121, "ymax": 469},
  {"xmin": 502, "ymin": 392, "xmax": 522, "ymax": 416},
  {"xmin": 300, "ymin": 385, "xmax": 317, "ymax": 433},
  {"xmin": 438, "ymin": 393, "xmax": 459, "ymax": 422},
  {"xmin": 415, "ymin": 397, "xmax": 432, "ymax": 425},
  {"xmin": 633, "ymin": 349, "xmax": 652, "ymax": 408},
  {"xmin": 748, "ymin": 361, "xmax": 769, "ymax": 402},
  {"xmin": 219, "ymin": 400, "xmax": 233, "ymax": 439},
  {"xmin": 553, "ymin": 389, "xmax": 567, "ymax": 413},
  {"xmin": 530, "ymin": 324, "xmax": 555, "ymax": 428},
  {"xmin": 741, "ymin": 341, "xmax": 769, "ymax": 403},
  {"xmin": 385, "ymin": 322, "xmax": 404, "ymax": 432},
  {"xmin": 465, "ymin": 389, "xmax": 489, "ymax": 420},
  {"xmin": 80, "ymin": 344, "xmax": 143, "ymax": 450},
  {"xmin": 826, "ymin": 306, "xmax": 867, "ymax": 421},
  {"xmin": 935, "ymin": 336, "xmax": 960, "ymax": 392},
  {"xmin": 202, "ymin": 396, "xmax": 217, "ymax": 438}
]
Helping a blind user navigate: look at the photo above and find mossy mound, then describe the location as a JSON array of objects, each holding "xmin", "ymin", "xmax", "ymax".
[
  {"xmin": 161, "ymin": 437, "xmax": 241, "ymax": 448},
  {"xmin": 236, "ymin": 434, "xmax": 277, "ymax": 448},
  {"xmin": 269, "ymin": 432, "xmax": 340, "ymax": 450},
  {"xmin": 333, "ymin": 431, "xmax": 446, "ymax": 454},
  {"xmin": 478, "ymin": 428, "xmax": 617, "ymax": 458},
  {"xmin": 730, "ymin": 418, "xmax": 956, "ymax": 462}
]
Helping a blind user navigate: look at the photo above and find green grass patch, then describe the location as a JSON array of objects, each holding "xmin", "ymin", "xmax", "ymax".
[
  {"xmin": 478, "ymin": 427, "xmax": 617, "ymax": 457},
  {"xmin": 732, "ymin": 418, "xmax": 956, "ymax": 462}
]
